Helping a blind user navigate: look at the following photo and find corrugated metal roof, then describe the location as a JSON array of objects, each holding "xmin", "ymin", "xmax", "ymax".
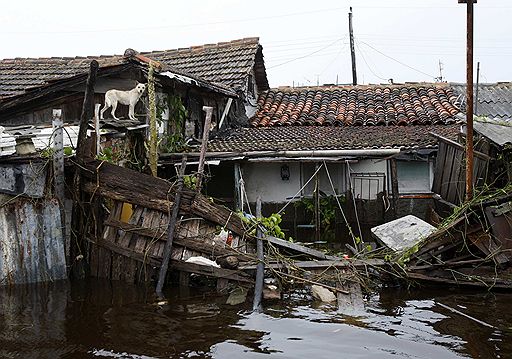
[
  {"xmin": 473, "ymin": 118, "xmax": 512, "ymax": 147},
  {"xmin": 451, "ymin": 82, "xmax": 512, "ymax": 119}
]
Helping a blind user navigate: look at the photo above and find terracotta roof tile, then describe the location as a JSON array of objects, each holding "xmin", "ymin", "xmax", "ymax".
[
  {"xmin": 251, "ymin": 84, "xmax": 461, "ymax": 127},
  {"xmin": 208, "ymin": 125, "xmax": 460, "ymax": 152}
]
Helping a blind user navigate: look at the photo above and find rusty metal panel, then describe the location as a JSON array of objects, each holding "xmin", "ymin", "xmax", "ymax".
[
  {"xmin": 0, "ymin": 198, "xmax": 67, "ymax": 286},
  {"xmin": 485, "ymin": 201, "xmax": 512, "ymax": 255},
  {"xmin": 0, "ymin": 162, "xmax": 47, "ymax": 198}
]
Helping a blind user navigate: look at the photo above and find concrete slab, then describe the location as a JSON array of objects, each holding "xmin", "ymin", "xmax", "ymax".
[{"xmin": 371, "ymin": 215, "xmax": 436, "ymax": 252}]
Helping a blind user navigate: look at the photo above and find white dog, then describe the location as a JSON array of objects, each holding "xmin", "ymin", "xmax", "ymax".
[{"xmin": 100, "ymin": 83, "xmax": 146, "ymax": 121}]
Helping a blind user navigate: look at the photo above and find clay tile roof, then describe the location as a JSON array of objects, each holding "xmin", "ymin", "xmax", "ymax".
[
  {"xmin": 141, "ymin": 37, "xmax": 268, "ymax": 93},
  {"xmin": 251, "ymin": 83, "xmax": 461, "ymax": 127},
  {"xmin": 0, "ymin": 37, "xmax": 268, "ymax": 99},
  {"xmin": 0, "ymin": 55, "xmax": 126, "ymax": 99},
  {"xmin": 207, "ymin": 125, "xmax": 460, "ymax": 152}
]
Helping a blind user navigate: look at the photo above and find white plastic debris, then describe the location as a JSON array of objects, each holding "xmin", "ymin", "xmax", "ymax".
[{"xmin": 185, "ymin": 256, "xmax": 220, "ymax": 268}]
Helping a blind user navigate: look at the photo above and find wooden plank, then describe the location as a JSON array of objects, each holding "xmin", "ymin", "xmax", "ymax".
[
  {"xmin": 94, "ymin": 238, "xmax": 253, "ymax": 283},
  {"xmin": 432, "ymin": 141, "xmax": 447, "ymax": 194},
  {"xmin": 103, "ymin": 219, "xmax": 238, "ymax": 259},
  {"xmin": 440, "ymin": 144, "xmax": 456, "ymax": 202},
  {"xmin": 240, "ymin": 259, "xmax": 385, "ymax": 271},
  {"xmin": 467, "ymin": 230, "xmax": 510, "ymax": 265},
  {"xmin": 337, "ymin": 281, "xmax": 364, "ymax": 313},
  {"xmin": 447, "ymin": 148, "xmax": 463, "ymax": 204},
  {"xmin": 264, "ymin": 235, "xmax": 340, "ymax": 261}
]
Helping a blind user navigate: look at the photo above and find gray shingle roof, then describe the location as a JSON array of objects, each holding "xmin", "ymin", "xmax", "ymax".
[
  {"xmin": 0, "ymin": 38, "xmax": 268, "ymax": 100},
  {"xmin": 208, "ymin": 125, "xmax": 460, "ymax": 152}
]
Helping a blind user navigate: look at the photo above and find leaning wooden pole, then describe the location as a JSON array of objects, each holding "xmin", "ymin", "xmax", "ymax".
[
  {"xmin": 253, "ymin": 196, "xmax": 265, "ymax": 311},
  {"xmin": 76, "ymin": 60, "xmax": 99, "ymax": 158},
  {"xmin": 464, "ymin": 0, "xmax": 475, "ymax": 201},
  {"xmin": 196, "ymin": 106, "xmax": 213, "ymax": 192},
  {"xmin": 156, "ymin": 156, "xmax": 187, "ymax": 297},
  {"xmin": 71, "ymin": 60, "xmax": 98, "ymax": 278}
]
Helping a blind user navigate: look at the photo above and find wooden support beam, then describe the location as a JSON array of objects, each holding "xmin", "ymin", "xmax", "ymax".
[
  {"xmin": 239, "ymin": 259, "xmax": 385, "ymax": 271},
  {"xmin": 156, "ymin": 156, "xmax": 187, "ymax": 297},
  {"xmin": 196, "ymin": 106, "xmax": 213, "ymax": 192},
  {"xmin": 264, "ymin": 235, "xmax": 341, "ymax": 261},
  {"xmin": 253, "ymin": 196, "xmax": 264, "ymax": 311},
  {"xmin": 77, "ymin": 60, "xmax": 99, "ymax": 158}
]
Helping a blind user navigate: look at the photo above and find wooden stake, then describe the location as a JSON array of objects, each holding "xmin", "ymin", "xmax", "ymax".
[
  {"xmin": 77, "ymin": 60, "xmax": 98, "ymax": 158},
  {"xmin": 196, "ymin": 106, "xmax": 213, "ymax": 192},
  {"xmin": 253, "ymin": 196, "xmax": 265, "ymax": 311},
  {"xmin": 156, "ymin": 156, "xmax": 187, "ymax": 297}
]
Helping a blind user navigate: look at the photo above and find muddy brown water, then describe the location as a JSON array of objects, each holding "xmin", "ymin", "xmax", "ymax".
[{"xmin": 0, "ymin": 280, "xmax": 511, "ymax": 358}]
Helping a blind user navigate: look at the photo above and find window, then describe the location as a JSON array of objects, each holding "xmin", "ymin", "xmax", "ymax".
[{"xmin": 396, "ymin": 160, "xmax": 431, "ymax": 193}]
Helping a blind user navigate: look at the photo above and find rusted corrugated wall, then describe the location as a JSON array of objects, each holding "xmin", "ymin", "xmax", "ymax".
[{"xmin": 0, "ymin": 198, "xmax": 67, "ymax": 286}]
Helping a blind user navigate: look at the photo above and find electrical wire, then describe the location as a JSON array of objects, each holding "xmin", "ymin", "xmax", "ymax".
[
  {"xmin": 268, "ymin": 38, "xmax": 343, "ymax": 69},
  {"xmin": 354, "ymin": 40, "xmax": 389, "ymax": 82},
  {"xmin": 358, "ymin": 40, "xmax": 437, "ymax": 79}
]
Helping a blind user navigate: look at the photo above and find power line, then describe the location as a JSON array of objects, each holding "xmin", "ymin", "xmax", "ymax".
[
  {"xmin": 354, "ymin": 41, "xmax": 388, "ymax": 82},
  {"xmin": 358, "ymin": 40, "xmax": 437, "ymax": 79},
  {"xmin": 268, "ymin": 38, "xmax": 343, "ymax": 69}
]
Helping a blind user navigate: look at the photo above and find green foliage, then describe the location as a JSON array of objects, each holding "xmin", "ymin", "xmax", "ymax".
[
  {"xmin": 63, "ymin": 147, "xmax": 73, "ymax": 156},
  {"xmin": 158, "ymin": 94, "xmax": 188, "ymax": 153},
  {"xmin": 183, "ymin": 175, "xmax": 197, "ymax": 190},
  {"xmin": 296, "ymin": 194, "xmax": 344, "ymax": 231},
  {"xmin": 239, "ymin": 212, "xmax": 288, "ymax": 240}
]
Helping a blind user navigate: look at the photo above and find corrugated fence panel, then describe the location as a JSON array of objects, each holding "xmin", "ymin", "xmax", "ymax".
[{"xmin": 0, "ymin": 198, "xmax": 67, "ymax": 286}]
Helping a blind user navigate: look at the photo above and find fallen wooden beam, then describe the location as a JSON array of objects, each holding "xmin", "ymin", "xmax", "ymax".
[
  {"xmin": 103, "ymin": 218, "xmax": 239, "ymax": 259},
  {"xmin": 239, "ymin": 259, "xmax": 385, "ymax": 271},
  {"xmin": 93, "ymin": 238, "xmax": 253, "ymax": 284},
  {"xmin": 264, "ymin": 235, "xmax": 341, "ymax": 261}
]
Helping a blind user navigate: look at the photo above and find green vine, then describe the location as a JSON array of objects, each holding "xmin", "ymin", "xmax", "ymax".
[
  {"xmin": 239, "ymin": 212, "xmax": 289, "ymax": 240},
  {"xmin": 158, "ymin": 94, "xmax": 188, "ymax": 153}
]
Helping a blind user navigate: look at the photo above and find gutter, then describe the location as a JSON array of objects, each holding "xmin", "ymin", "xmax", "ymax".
[{"xmin": 160, "ymin": 148, "xmax": 401, "ymax": 160}]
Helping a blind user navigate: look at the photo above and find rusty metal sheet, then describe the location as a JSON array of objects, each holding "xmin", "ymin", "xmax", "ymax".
[
  {"xmin": 0, "ymin": 198, "xmax": 67, "ymax": 286},
  {"xmin": 484, "ymin": 200, "xmax": 512, "ymax": 255}
]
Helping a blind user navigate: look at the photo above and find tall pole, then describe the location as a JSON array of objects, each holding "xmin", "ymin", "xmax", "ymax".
[
  {"xmin": 349, "ymin": 7, "xmax": 357, "ymax": 85},
  {"xmin": 460, "ymin": 0, "xmax": 475, "ymax": 201}
]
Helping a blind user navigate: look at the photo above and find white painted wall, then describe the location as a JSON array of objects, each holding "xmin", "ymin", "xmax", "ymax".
[{"xmin": 243, "ymin": 162, "xmax": 301, "ymax": 203}]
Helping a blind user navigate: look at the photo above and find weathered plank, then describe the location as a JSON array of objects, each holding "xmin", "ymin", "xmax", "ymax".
[
  {"xmin": 264, "ymin": 235, "xmax": 340, "ymax": 261},
  {"xmin": 239, "ymin": 259, "xmax": 385, "ymax": 271}
]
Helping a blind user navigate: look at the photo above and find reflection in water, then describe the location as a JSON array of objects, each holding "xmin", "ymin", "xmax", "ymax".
[{"xmin": 0, "ymin": 280, "xmax": 510, "ymax": 358}]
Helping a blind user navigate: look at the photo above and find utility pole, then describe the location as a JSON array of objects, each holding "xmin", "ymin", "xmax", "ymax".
[
  {"xmin": 459, "ymin": 0, "xmax": 476, "ymax": 201},
  {"xmin": 348, "ymin": 7, "xmax": 357, "ymax": 85}
]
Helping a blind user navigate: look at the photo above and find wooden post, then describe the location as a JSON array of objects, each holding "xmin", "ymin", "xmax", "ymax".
[
  {"xmin": 253, "ymin": 196, "xmax": 264, "ymax": 311},
  {"xmin": 77, "ymin": 60, "xmax": 99, "ymax": 158},
  {"xmin": 234, "ymin": 162, "xmax": 242, "ymax": 211},
  {"xmin": 94, "ymin": 104, "xmax": 101, "ymax": 155},
  {"xmin": 314, "ymin": 163, "xmax": 321, "ymax": 242},
  {"xmin": 156, "ymin": 156, "xmax": 187, "ymax": 297},
  {"xmin": 52, "ymin": 110, "xmax": 65, "ymax": 205},
  {"xmin": 390, "ymin": 159, "xmax": 399, "ymax": 218},
  {"xmin": 71, "ymin": 60, "xmax": 98, "ymax": 279},
  {"xmin": 196, "ymin": 106, "xmax": 213, "ymax": 192},
  {"xmin": 148, "ymin": 61, "xmax": 158, "ymax": 177}
]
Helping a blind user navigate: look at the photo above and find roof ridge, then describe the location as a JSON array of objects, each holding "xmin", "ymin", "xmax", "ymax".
[
  {"xmin": 270, "ymin": 83, "xmax": 450, "ymax": 92},
  {"xmin": 141, "ymin": 37, "xmax": 260, "ymax": 56},
  {"xmin": 0, "ymin": 54, "xmax": 123, "ymax": 62}
]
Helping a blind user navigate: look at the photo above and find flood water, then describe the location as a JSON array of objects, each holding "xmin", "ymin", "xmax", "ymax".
[{"xmin": 0, "ymin": 279, "xmax": 511, "ymax": 358}]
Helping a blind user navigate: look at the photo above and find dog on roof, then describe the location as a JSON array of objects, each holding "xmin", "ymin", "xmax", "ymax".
[{"xmin": 100, "ymin": 82, "xmax": 146, "ymax": 121}]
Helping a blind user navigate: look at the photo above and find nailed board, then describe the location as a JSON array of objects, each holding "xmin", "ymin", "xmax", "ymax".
[{"xmin": 371, "ymin": 215, "xmax": 436, "ymax": 252}]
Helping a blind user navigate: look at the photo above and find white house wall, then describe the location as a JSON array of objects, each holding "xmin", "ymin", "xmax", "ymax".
[{"xmin": 243, "ymin": 162, "xmax": 301, "ymax": 203}]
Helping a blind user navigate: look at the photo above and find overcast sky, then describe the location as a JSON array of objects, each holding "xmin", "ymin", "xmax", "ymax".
[{"xmin": 1, "ymin": 0, "xmax": 510, "ymax": 88}]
